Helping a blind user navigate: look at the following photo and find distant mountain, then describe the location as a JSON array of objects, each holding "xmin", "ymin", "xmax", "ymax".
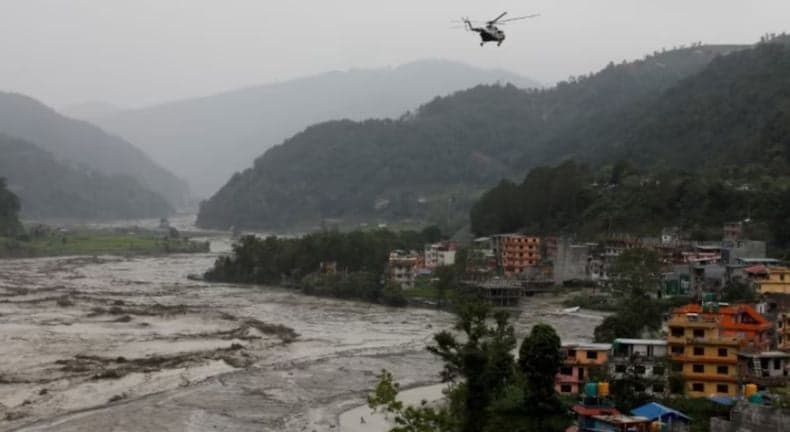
[
  {"xmin": 92, "ymin": 59, "xmax": 540, "ymax": 196},
  {"xmin": 0, "ymin": 133, "xmax": 173, "ymax": 220},
  {"xmin": 61, "ymin": 101, "xmax": 124, "ymax": 121},
  {"xmin": 0, "ymin": 92, "xmax": 189, "ymax": 207},
  {"xmin": 196, "ymin": 44, "xmax": 743, "ymax": 230}
]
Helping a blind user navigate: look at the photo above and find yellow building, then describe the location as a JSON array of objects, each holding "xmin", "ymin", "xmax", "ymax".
[
  {"xmin": 667, "ymin": 312, "xmax": 739, "ymax": 397},
  {"xmin": 757, "ymin": 267, "xmax": 790, "ymax": 295}
]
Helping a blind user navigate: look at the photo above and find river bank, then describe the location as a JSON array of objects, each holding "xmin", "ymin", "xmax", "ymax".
[{"xmin": 0, "ymin": 234, "xmax": 605, "ymax": 431}]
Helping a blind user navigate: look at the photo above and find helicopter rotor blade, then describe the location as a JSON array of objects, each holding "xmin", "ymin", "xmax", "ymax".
[
  {"xmin": 488, "ymin": 11, "xmax": 507, "ymax": 25},
  {"xmin": 498, "ymin": 14, "xmax": 540, "ymax": 24}
]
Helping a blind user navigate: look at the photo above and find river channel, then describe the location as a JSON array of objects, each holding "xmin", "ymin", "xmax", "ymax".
[{"xmin": 0, "ymin": 231, "xmax": 606, "ymax": 431}]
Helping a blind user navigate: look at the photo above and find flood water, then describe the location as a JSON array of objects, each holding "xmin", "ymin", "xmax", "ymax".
[{"xmin": 0, "ymin": 233, "xmax": 606, "ymax": 431}]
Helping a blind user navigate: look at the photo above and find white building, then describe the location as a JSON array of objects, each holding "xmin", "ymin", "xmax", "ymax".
[
  {"xmin": 610, "ymin": 338, "xmax": 668, "ymax": 395},
  {"xmin": 424, "ymin": 241, "xmax": 456, "ymax": 269},
  {"xmin": 388, "ymin": 250, "xmax": 420, "ymax": 289}
]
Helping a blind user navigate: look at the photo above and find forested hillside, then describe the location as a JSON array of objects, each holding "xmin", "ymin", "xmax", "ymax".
[
  {"xmin": 0, "ymin": 92, "xmax": 190, "ymax": 207},
  {"xmin": 92, "ymin": 59, "xmax": 539, "ymax": 197},
  {"xmin": 0, "ymin": 134, "xmax": 173, "ymax": 220},
  {"xmin": 198, "ymin": 44, "xmax": 740, "ymax": 230},
  {"xmin": 471, "ymin": 40, "xmax": 790, "ymax": 248},
  {"xmin": 0, "ymin": 177, "xmax": 22, "ymax": 236}
]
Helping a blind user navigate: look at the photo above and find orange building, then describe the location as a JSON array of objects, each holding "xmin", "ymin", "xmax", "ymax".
[
  {"xmin": 671, "ymin": 303, "xmax": 772, "ymax": 350},
  {"xmin": 493, "ymin": 234, "xmax": 541, "ymax": 278},
  {"xmin": 555, "ymin": 343, "xmax": 611, "ymax": 395}
]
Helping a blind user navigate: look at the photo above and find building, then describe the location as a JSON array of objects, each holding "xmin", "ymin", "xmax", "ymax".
[
  {"xmin": 467, "ymin": 279, "xmax": 523, "ymax": 308},
  {"xmin": 491, "ymin": 234, "xmax": 541, "ymax": 278},
  {"xmin": 552, "ymin": 239, "xmax": 592, "ymax": 285},
  {"xmin": 667, "ymin": 311, "xmax": 740, "ymax": 397},
  {"xmin": 609, "ymin": 339, "xmax": 668, "ymax": 395},
  {"xmin": 465, "ymin": 237, "xmax": 496, "ymax": 280},
  {"xmin": 672, "ymin": 303, "xmax": 772, "ymax": 350},
  {"xmin": 387, "ymin": 250, "xmax": 421, "ymax": 289},
  {"xmin": 737, "ymin": 351, "xmax": 790, "ymax": 389},
  {"xmin": 555, "ymin": 342, "xmax": 611, "ymax": 394},
  {"xmin": 723, "ymin": 222, "xmax": 743, "ymax": 242},
  {"xmin": 581, "ymin": 415, "xmax": 653, "ymax": 432},
  {"xmin": 778, "ymin": 312, "xmax": 790, "ymax": 351},
  {"xmin": 630, "ymin": 402, "xmax": 691, "ymax": 432},
  {"xmin": 756, "ymin": 267, "xmax": 790, "ymax": 295},
  {"xmin": 423, "ymin": 241, "xmax": 456, "ymax": 269}
]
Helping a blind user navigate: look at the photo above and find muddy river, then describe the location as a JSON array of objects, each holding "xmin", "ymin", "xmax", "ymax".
[{"xmin": 0, "ymin": 235, "xmax": 606, "ymax": 431}]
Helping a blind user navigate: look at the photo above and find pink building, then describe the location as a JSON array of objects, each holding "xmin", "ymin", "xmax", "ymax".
[{"xmin": 555, "ymin": 342, "xmax": 612, "ymax": 395}]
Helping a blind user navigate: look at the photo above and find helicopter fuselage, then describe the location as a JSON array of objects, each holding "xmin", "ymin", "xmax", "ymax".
[{"xmin": 469, "ymin": 24, "xmax": 505, "ymax": 46}]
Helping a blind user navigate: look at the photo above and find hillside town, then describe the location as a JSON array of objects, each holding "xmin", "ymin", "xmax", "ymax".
[{"xmin": 385, "ymin": 222, "xmax": 790, "ymax": 430}]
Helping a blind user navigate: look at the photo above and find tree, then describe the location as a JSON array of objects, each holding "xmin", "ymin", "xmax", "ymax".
[{"xmin": 368, "ymin": 370, "xmax": 455, "ymax": 432}]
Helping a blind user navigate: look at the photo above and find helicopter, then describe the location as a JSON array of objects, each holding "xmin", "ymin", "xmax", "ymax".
[{"xmin": 460, "ymin": 11, "xmax": 539, "ymax": 46}]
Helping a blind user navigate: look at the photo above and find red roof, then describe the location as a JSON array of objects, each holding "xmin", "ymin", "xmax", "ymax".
[
  {"xmin": 743, "ymin": 265, "xmax": 768, "ymax": 275},
  {"xmin": 673, "ymin": 303, "xmax": 771, "ymax": 332},
  {"xmin": 572, "ymin": 405, "xmax": 621, "ymax": 417}
]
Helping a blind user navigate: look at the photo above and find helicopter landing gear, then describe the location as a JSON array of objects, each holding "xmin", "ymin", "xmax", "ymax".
[{"xmin": 480, "ymin": 42, "xmax": 484, "ymax": 47}]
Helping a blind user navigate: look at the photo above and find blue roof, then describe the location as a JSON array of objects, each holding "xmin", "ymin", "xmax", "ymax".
[
  {"xmin": 707, "ymin": 395, "xmax": 736, "ymax": 406},
  {"xmin": 631, "ymin": 402, "xmax": 691, "ymax": 422}
]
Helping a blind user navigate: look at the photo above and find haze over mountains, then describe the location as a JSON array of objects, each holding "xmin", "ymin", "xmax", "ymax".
[
  {"xmin": 197, "ymin": 42, "xmax": 759, "ymax": 230},
  {"xmin": 86, "ymin": 59, "xmax": 540, "ymax": 197},
  {"xmin": 0, "ymin": 92, "xmax": 190, "ymax": 209}
]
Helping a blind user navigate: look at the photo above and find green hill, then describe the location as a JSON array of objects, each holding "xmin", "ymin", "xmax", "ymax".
[
  {"xmin": 470, "ymin": 40, "xmax": 790, "ymax": 248},
  {"xmin": 0, "ymin": 134, "xmax": 173, "ymax": 220},
  {"xmin": 0, "ymin": 92, "xmax": 190, "ymax": 207},
  {"xmin": 197, "ymin": 44, "xmax": 742, "ymax": 230}
]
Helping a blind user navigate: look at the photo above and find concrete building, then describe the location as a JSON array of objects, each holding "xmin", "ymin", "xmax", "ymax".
[
  {"xmin": 672, "ymin": 303, "xmax": 772, "ymax": 351},
  {"xmin": 387, "ymin": 250, "xmax": 420, "ymax": 289},
  {"xmin": 423, "ymin": 241, "xmax": 456, "ymax": 269},
  {"xmin": 609, "ymin": 339, "xmax": 668, "ymax": 395},
  {"xmin": 737, "ymin": 351, "xmax": 790, "ymax": 389},
  {"xmin": 552, "ymin": 239, "xmax": 592, "ymax": 285},
  {"xmin": 556, "ymin": 342, "xmax": 611, "ymax": 395},
  {"xmin": 667, "ymin": 311, "xmax": 740, "ymax": 397},
  {"xmin": 491, "ymin": 234, "xmax": 541, "ymax": 278},
  {"xmin": 756, "ymin": 267, "xmax": 790, "ymax": 295},
  {"xmin": 723, "ymin": 222, "xmax": 743, "ymax": 241}
]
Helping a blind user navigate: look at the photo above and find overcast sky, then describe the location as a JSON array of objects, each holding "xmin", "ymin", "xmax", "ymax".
[{"xmin": 1, "ymin": 0, "xmax": 788, "ymax": 109}]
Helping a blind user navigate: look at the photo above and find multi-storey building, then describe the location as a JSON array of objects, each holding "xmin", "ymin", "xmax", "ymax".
[
  {"xmin": 609, "ymin": 339, "xmax": 668, "ymax": 395},
  {"xmin": 667, "ymin": 312, "xmax": 740, "ymax": 397},
  {"xmin": 555, "ymin": 342, "xmax": 611, "ymax": 395},
  {"xmin": 491, "ymin": 234, "xmax": 541, "ymax": 278},
  {"xmin": 423, "ymin": 241, "xmax": 456, "ymax": 269},
  {"xmin": 672, "ymin": 303, "xmax": 772, "ymax": 350},
  {"xmin": 737, "ymin": 351, "xmax": 790, "ymax": 389},
  {"xmin": 387, "ymin": 250, "xmax": 420, "ymax": 289},
  {"xmin": 756, "ymin": 267, "xmax": 790, "ymax": 295}
]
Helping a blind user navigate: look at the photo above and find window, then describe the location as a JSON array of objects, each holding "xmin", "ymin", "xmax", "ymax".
[
  {"xmin": 671, "ymin": 345, "xmax": 684, "ymax": 355},
  {"xmin": 692, "ymin": 364, "xmax": 704, "ymax": 373},
  {"xmin": 566, "ymin": 349, "xmax": 576, "ymax": 357},
  {"xmin": 693, "ymin": 329, "xmax": 705, "ymax": 338},
  {"xmin": 635, "ymin": 365, "xmax": 646, "ymax": 375},
  {"xmin": 560, "ymin": 367, "xmax": 573, "ymax": 376},
  {"xmin": 614, "ymin": 364, "xmax": 626, "ymax": 373},
  {"xmin": 653, "ymin": 366, "xmax": 665, "ymax": 375},
  {"xmin": 560, "ymin": 384, "xmax": 572, "ymax": 393},
  {"xmin": 716, "ymin": 384, "xmax": 729, "ymax": 394},
  {"xmin": 692, "ymin": 383, "xmax": 705, "ymax": 392},
  {"xmin": 693, "ymin": 347, "xmax": 704, "ymax": 356},
  {"xmin": 670, "ymin": 327, "xmax": 684, "ymax": 337},
  {"xmin": 718, "ymin": 348, "xmax": 728, "ymax": 357},
  {"xmin": 774, "ymin": 359, "xmax": 782, "ymax": 370},
  {"xmin": 653, "ymin": 383, "xmax": 665, "ymax": 393},
  {"xmin": 586, "ymin": 351, "xmax": 598, "ymax": 360},
  {"xmin": 717, "ymin": 365, "xmax": 729, "ymax": 375}
]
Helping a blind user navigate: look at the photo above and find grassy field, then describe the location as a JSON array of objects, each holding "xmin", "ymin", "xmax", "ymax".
[{"xmin": 0, "ymin": 230, "xmax": 209, "ymax": 258}]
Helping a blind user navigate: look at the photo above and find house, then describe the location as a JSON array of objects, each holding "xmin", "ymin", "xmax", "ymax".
[
  {"xmin": 723, "ymin": 222, "xmax": 743, "ymax": 241},
  {"xmin": 555, "ymin": 343, "xmax": 611, "ymax": 394},
  {"xmin": 387, "ymin": 250, "xmax": 421, "ymax": 289},
  {"xmin": 423, "ymin": 241, "xmax": 456, "ymax": 269},
  {"xmin": 671, "ymin": 303, "xmax": 772, "ymax": 350},
  {"xmin": 609, "ymin": 339, "xmax": 668, "ymax": 395},
  {"xmin": 737, "ymin": 351, "xmax": 790, "ymax": 389},
  {"xmin": 584, "ymin": 415, "xmax": 653, "ymax": 432},
  {"xmin": 630, "ymin": 402, "xmax": 691, "ymax": 432},
  {"xmin": 756, "ymin": 266, "xmax": 790, "ymax": 295},
  {"xmin": 667, "ymin": 310, "xmax": 740, "ymax": 397},
  {"xmin": 491, "ymin": 234, "xmax": 541, "ymax": 278},
  {"xmin": 465, "ymin": 237, "xmax": 496, "ymax": 280}
]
